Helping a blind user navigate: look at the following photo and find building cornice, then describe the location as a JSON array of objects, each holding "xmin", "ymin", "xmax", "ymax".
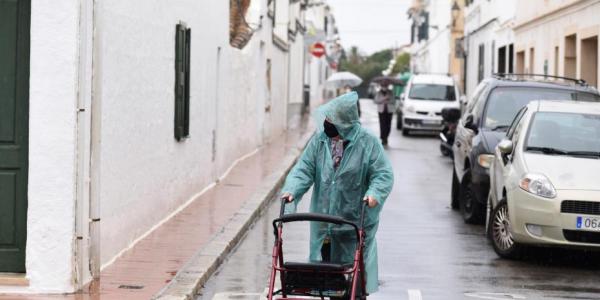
[
  {"xmin": 272, "ymin": 33, "xmax": 290, "ymax": 52},
  {"xmin": 513, "ymin": 0, "xmax": 598, "ymax": 32},
  {"xmin": 465, "ymin": 17, "xmax": 498, "ymax": 37}
]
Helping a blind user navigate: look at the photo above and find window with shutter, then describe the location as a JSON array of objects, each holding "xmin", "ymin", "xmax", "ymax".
[{"xmin": 175, "ymin": 23, "xmax": 191, "ymax": 141}]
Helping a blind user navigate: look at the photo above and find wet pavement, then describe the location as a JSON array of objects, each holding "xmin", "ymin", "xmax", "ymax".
[{"xmin": 197, "ymin": 100, "xmax": 600, "ymax": 300}]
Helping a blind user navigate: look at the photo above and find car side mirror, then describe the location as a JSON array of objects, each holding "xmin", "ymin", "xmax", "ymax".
[
  {"xmin": 498, "ymin": 139, "xmax": 514, "ymax": 154},
  {"xmin": 460, "ymin": 95, "xmax": 467, "ymax": 105},
  {"xmin": 464, "ymin": 114, "xmax": 478, "ymax": 132},
  {"xmin": 400, "ymin": 93, "xmax": 405, "ymax": 101}
]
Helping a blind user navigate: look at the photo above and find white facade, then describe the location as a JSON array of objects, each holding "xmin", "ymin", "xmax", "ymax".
[
  {"xmin": 411, "ymin": 0, "xmax": 453, "ymax": 75},
  {"xmin": 4, "ymin": 0, "xmax": 334, "ymax": 294},
  {"xmin": 513, "ymin": 0, "xmax": 600, "ymax": 89},
  {"xmin": 12, "ymin": 0, "xmax": 81, "ymax": 293},
  {"xmin": 305, "ymin": 5, "xmax": 338, "ymax": 107},
  {"xmin": 463, "ymin": 0, "xmax": 516, "ymax": 98}
]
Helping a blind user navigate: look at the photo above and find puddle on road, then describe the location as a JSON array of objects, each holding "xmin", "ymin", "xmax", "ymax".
[{"xmin": 465, "ymin": 292, "xmax": 526, "ymax": 299}]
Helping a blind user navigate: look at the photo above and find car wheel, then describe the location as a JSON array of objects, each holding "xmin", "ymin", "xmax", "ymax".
[
  {"xmin": 451, "ymin": 169, "xmax": 460, "ymax": 210},
  {"xmin": 489, "ymin": 199, "xmax": 523, "ymax": 259},
  {"xmin": 459, "ymin": 172, "xmax": 484, "ymax": 224},
  {"xmin": 402, "ymin": 128, "xmax": 410, "ymax": 136},
  {"xmin": 396, "ymin": 113, "xmax": 403, "ymax": 130}
]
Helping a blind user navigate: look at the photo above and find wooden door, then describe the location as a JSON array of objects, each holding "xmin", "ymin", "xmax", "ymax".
[{"xmin": 0, "ymin": 0, "xmax": 30, "ymax": 272}]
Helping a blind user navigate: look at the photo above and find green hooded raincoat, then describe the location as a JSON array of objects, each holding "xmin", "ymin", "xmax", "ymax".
[{"xmin": 281, "ymin": 92, "xmax": 394, "ymax": 293}]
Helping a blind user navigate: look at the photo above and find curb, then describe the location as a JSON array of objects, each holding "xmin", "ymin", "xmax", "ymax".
[{"xmin": 153, "ymin": 130, "xmax": 313, "ymax": 300}]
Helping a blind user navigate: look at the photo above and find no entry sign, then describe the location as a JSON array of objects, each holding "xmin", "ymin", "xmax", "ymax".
[{"xmin": 310, "ymin": 42, "xmax": 326, "ymax": 58}]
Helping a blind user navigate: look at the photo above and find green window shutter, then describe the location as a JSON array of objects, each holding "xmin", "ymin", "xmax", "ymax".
[
  {"xmin": 183, "ymin": 28, "xmax": 191, "ymax": 137},
  {"xmin": 174, "ymin": 23, "xmax": 191, "ymax": 141}
]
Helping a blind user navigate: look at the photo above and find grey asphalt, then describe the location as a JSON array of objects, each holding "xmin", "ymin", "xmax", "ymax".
[{"xmin": 197, "ymin": 100, "xmax": 600, "ymax": 300}]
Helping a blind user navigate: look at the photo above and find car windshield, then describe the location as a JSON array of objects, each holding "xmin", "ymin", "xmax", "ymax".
[
  {"xmin": 525, "ymin": 112, "xmax": 600, "ymax": 158},
  {"xmin": 408, "ymin": 84, "xmax": 456, "ymax": 101},
  {"xmin": 484, "ymin": 87, "xmax": 600, "ymax": 130}
]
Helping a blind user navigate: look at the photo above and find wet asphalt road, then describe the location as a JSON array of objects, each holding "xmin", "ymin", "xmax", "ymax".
[{"xmin": 197, "ymin": 100, "xmax": 600, "ymax": 300}]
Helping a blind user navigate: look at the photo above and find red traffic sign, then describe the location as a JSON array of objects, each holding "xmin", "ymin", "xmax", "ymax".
[{"xmin": 310, "ymin": 42, "xmax": 326, "ymax": 58}]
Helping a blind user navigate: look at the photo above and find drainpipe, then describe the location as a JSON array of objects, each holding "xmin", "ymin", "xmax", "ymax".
[
  {"xmin": 286, "ymin": 39, "xmax": 292, "ymax": 128},
  {"xmin": 89, "ymin": 0, "xmax": 102, "ymax": 279},
  {"xmin": 74, "ymin": 0, "xmax": 96, "ymax": 288}
]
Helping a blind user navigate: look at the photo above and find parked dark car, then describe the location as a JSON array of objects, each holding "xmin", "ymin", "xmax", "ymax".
[{"xmin": 451, "ymin": 74, "xmax": 600, "ymax": 224}]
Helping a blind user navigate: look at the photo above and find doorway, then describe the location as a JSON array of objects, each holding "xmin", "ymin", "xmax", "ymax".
[
  {"xmin": 516, "ymin": 51, "xmax": 525, "ymax": 74},
  {"xmin": 0, "ymin": 0, "xmax": 30, "ymax": 273},
  {"xmin": 581, "ymin": 36, "xmax": 598, "ymax": 87},
  {"xmin": 564, "ymin": 34, "xmax": 577, "ymax": 78}
]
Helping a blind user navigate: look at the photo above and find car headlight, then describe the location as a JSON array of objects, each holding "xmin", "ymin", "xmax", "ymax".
[
  {"xmin": 405, "ymin": 105, "xmax": 415, "ymax": 113},
  {"xmin": 477, "ymin": 154, "xmax": 494, "ymax": 169},
  {"xmin": 519, "ymin": 173, "xmax": 557, "ymax": 198}
]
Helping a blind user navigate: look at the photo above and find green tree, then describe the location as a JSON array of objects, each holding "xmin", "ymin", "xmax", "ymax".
[
  {"xmin": 339, "ymin": 47, "xmax": 393, "ymax": 97},
  {"xmin": 391, "ymin": 52, "xmax": 411, "ymax": 75}
]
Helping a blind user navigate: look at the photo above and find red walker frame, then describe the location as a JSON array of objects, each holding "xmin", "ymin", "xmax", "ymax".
[{"xmin": 267, "ymin": 199, "xmax": 369, "ymax": 300}]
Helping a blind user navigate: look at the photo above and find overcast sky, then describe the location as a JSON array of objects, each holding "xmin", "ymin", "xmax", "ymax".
[{"xmin": 326, "ymin": 0, "xmax": 412, "ymax": 55}]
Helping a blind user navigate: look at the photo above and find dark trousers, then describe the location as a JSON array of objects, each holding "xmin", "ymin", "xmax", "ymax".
[
  {"xmin": 378, "ymin": 107, "xmax": 393, "ymax": 140},
  {"xmin": 321, "ymin": 242, "xmax": 331, "ymax": 262}
]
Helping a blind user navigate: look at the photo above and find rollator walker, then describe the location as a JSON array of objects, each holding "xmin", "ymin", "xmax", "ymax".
[{"xmin": 268, "ymin": 198, "xmax": 369, "ymax": 300}]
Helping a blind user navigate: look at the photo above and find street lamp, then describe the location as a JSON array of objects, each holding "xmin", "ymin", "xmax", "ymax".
[{"xmin": 451, "ymin": 1, "xmax": 460, "ymax": 28}]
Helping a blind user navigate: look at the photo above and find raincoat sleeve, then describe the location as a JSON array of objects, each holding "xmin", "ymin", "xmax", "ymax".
[
  {"xmin": 281, "ymin": 135, "xmax": 318, "ymax": 202},
  {"xmin": 364, "ymin": 142, "xmax": 394, "ymax": 205}
]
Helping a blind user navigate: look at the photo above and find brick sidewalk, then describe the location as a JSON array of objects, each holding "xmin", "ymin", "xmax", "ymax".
[{"xmin": 1, "ymin": 122, "xmax": 311, "ymax": 300}]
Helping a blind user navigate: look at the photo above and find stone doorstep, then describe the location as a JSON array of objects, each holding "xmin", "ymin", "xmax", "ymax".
[
  {"xmin": 153, "ymin": 130, "xmax": 313, "ymax": 300},
  {"xmin": 0, "ymin": 273, "xmax": 29, "ymax": 286}
]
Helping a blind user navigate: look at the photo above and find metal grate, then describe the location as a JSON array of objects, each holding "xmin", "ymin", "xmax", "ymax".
[
  {"xmin": 563, "ymin": 230, "xmax": 600, "ymax": 244},
  {"xmin": 118, "ymin": 284, "xmax": 144, "ymax": 290},
  {"xmin": 561, "ymin": 200, "xmax": 600, "ymax": 215}
]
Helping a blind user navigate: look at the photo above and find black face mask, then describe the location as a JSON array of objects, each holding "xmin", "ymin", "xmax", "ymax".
[{"xmin": 323, "ymin": 120, "xmax": 339, "ymax": 138}]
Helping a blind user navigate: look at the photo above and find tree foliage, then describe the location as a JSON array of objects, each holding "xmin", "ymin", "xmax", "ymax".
[
  {"xmin": 338, "ymin": 47, "xmax": 394, "ymax": 97},
  {"xmin": 391, "ymin": 52, "xmax": 411, "ymax": 75}
]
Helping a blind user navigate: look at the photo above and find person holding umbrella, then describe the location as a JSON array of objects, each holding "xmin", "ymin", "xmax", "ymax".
[
  {"xmin": 372, "ymin": 76, "xmax": 403, "ymax": 146},
  {"xmin": 373, "ymin": 82, "xmax": 395, "ymax": 146},
  {"xmin": 326, "ymin": 71, "xmax": 363, "ymax": 117}
]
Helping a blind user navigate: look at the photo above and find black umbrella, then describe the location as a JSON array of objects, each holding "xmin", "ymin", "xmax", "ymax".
[{"xmin": 371, "ymin": 76, "xmax": 404, "ymax": 86}]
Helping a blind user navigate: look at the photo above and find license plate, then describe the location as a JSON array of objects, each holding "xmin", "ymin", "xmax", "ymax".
[
  {"xmin": 576, "ymin": 216, "xmax": 600, "ymax": 231},
  {"xmin": 422, "ymin": 119, "xmax": 441, "ymax": 125}
]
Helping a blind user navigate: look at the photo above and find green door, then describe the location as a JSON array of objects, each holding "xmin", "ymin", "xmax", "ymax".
[{"xmin": 0, "ymin": 0, "xmax": 30, "ymax": 273}]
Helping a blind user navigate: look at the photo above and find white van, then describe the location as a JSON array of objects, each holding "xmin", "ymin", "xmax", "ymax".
[{"xmin": 399, "ymin": 74, "xmax": 461, "ymax": 135}]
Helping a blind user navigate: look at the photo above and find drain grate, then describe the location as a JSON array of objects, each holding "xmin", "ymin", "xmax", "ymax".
[{"xmin": 118, "ymin": 284, "xmax": 144, "ymax": 290}]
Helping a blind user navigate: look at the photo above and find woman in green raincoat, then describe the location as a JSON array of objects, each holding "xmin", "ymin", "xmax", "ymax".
[{"xmin": 281, "ymin": 91, "xmax": 394, "ymax": 295}]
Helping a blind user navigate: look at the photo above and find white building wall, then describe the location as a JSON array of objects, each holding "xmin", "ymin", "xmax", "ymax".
[
  {"xmin": 464, "ymin": 24, "xmax": 494, "ymax": 98},
  {"xmin": 12, "ymin": 0, "xmax": 325, "ymax": 294},
  {"xmin": 96, "ymin": 0, "xmax": 295, "ymax": 268},
  {"xmin": 305, "ymin": 6, "xmax": 336, "ymax": 107},
  {"xmin": 412, "ymin": 29, "xmax": 451, "ymax": 74},
  {"xmin": 289, "ymin": 3, "xmax": 305, "ymax": 107},
  {"xmin": 411, "ymin": 0, "xmax": 452, "ymax": 74},
  {"xmin": 1, "ymin": 0, "xmax": 81, "ymax": 294},
  {"xmin": 514, "ymin": 0, "xmax": 600, "ymax": 89},
  {"xmin": 463, "ymin": 0, "xmax": 517, "ymax": 98}
]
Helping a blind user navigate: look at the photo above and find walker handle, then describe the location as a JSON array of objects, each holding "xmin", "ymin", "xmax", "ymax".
[
  {"xmin": 360, "ymin": 200, "xmax": 369, "ymax": 229},
  {"xmin": 280, "ymin": 196, "xmax": 291, "ymax": 218}
]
